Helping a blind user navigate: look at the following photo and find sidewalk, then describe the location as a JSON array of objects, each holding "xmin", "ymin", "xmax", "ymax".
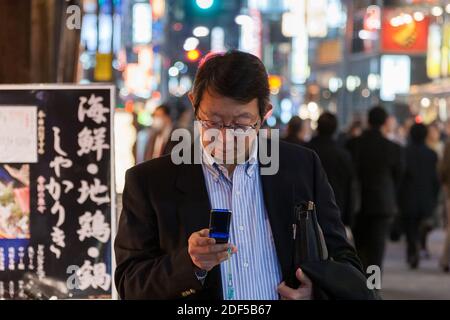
[{"xmin": 381, "ymin": 230, "xmax": 450, "ymax": 300}]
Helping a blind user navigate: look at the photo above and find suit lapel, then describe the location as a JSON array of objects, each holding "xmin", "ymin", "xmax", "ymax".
[
  {"xmin": 174, "ymin": 161, "xmax": 224, "ymax": 299},
  {"xmin": 259, "ymin": 142, "xmax": 295, "ymax": 280},
  {"xmin": 175, "ymin": 162, "xmax": 211, "ymax": 234}
]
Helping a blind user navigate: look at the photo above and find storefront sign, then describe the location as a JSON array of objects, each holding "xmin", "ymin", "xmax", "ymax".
[{"xmin": 0, "ymin": 85, "xmax": 115, "ymax": 299}]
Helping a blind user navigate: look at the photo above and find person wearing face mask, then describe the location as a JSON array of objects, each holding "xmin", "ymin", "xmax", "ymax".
[
  {"xmin": 143, "ymin": 104, "xmax": 174, "ymax": 161},
  {"xmin": 114, "ymin": 50, "xmax": 367, "ymax": 300}
]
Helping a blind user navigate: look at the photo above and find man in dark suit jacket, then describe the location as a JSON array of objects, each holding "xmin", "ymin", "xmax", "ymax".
[
  {"xmin": 398, "ymin": 123, "xmax": 439, "ymax": 268},
  {"xmin": 347, "ymin": 106, "xmax": 404, "ymax": 271},
  {"xmin": 114, "ymin": 51, "xmax": 364, "ymax": 300},
  {"xmin": 307, "ymin": 112, "xmax": 355, "ymax": 227},
  {"xmin": 114, "ymin": 140, "xmax": 365, "ymax": 299}
]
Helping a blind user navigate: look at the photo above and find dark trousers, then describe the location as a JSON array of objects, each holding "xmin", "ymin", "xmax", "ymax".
[
  {"xmin": 404, "ymin": 218, "xmax": 420, "ymax": 262},
  {"xmin": 353, "ymin": 215, "xmax": 392, "ymax": 271}
]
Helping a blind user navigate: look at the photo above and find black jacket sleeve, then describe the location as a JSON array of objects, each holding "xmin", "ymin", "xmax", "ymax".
[
  {"xmin": 114, "ymin": 167, "xmax": 202, "ymax": 299},
  {"xmin": 312, "ymin": 152, "xmax": 364, "ymax": 273},
  {"xmin": 310, "ymin": 152, "xmax": 369, "ymax": 299}
]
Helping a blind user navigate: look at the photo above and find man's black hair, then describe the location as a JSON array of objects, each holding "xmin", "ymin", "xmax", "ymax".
[
  {"xmin": 317, "ymin": 112, "xmax": 337, "ymax": 136},
  {"xmin": 368, "ymin": 105, "xmax": 388, "ymax": 129},
  {"xmin": 191, "ymin": 50, "xmax": 270, "ymax": 119},
  {"xmin": 286, "ymin": 116, "xmax": 303, "ymax": 137},
  {"xmin": 410, "ymin": 123, "xmax": 428, "ymax": 144}
]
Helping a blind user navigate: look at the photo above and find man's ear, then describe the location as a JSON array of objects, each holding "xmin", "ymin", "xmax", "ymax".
[{"xmin": 262, "ymin": 103, "xmax": 273, "ymax": 123}]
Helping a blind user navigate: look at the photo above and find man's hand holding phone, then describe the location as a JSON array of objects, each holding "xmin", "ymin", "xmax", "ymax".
[{"xmin": 188, "ymin": 229, "xmax": 237, "ymax": 271}]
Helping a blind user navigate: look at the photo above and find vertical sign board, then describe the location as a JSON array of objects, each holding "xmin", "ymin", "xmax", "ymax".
[{"xmin": 0, "ymin": 85, "xmax": 115, "ymax": 299}]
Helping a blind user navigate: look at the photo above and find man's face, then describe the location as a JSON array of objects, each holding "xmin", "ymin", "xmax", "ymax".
[
  {"xmin": 382, "ymin": 116, "xmax": 397, "ymax": 136},
  {"xmin": 190, "ymin": 89, "xmax": 268, "ymax": 164}
]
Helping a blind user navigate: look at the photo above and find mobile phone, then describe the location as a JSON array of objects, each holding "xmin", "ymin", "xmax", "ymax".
[{"xmin": 208, "ymin": 209, "xmax": 232, "ymax": 243}]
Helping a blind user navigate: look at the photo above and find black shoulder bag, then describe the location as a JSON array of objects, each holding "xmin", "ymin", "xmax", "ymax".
[{"xmin": 286, "ymin": 201, "xmax": 379, "ymax": 300}]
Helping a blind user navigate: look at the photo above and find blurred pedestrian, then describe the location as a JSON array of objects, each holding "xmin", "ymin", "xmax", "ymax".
[
  {"xmin": 382, "ymin": 115, "xmax": 398, "ymax": 143},
  {"xmin": 439, "ymin": 122, "xmax": 450, "ymax": 272},
  {"xmin": 307, "ymin": 112, "xmax": 355, "ymax": 228},
  {"xmin": 388, "ymin": 118, "xmax": 413, "ymax": 242},
  {"xmin": 398, "ymin": 123, "xmax": 439, "ymax": 269},
  {"xmin": 143, "ymin": 104, "xmax": 174, "ymax": 161},
  {"xmin": 282, "ymin": 116, "xmax": 308, "ymax": 146},
  {"xmin": 348, "ymin": 106, "xmax": 404, "ymax": 271},
  {"xmin": 421, "ymin": 121, "xmax": 446, "ymax": 258},
  {"xmin": 396, "ymin": 118, "xmax": 415, "ymax": 147},
  {"xmin": 427, "ymin": 122, "xmax": 445, "ymax": 159},
  {"xmin": 348, "ymin": 119, "xmax": 364, "ymax": 139},
  {"xmin": 339, "ymin": 119, "xmax": 363, "ymax": 149}
]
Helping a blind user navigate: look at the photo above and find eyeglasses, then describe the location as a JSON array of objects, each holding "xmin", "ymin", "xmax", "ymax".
[{"xmin": 196, "ymin": 118, "xmax": 259, "ymax": 133}]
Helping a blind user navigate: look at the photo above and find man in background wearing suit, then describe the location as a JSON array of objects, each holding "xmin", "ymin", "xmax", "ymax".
[{"xmin": 348, "ymin": 106, "xmax": 404, "ymax": 271}]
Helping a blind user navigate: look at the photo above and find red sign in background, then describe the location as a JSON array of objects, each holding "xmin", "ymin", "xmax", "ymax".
[{"xmin": 381, "ymin": 11, "xmax": 429, "ymax": 53}]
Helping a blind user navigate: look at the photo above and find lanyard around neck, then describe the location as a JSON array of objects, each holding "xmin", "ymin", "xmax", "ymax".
[{"xmin": 226, "ymin": 247, "xmax": 234, "ymax": 300}]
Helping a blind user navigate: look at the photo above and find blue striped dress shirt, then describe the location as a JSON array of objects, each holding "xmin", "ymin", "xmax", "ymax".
[{"xmin": 201, "ymin": 141, "xmax": 282, "ymax": 300}]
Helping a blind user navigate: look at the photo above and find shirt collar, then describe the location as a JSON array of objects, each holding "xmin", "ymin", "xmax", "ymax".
[{"xmin": 201, "ymin": 139, "xmax": 258, "ymax": 181}]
